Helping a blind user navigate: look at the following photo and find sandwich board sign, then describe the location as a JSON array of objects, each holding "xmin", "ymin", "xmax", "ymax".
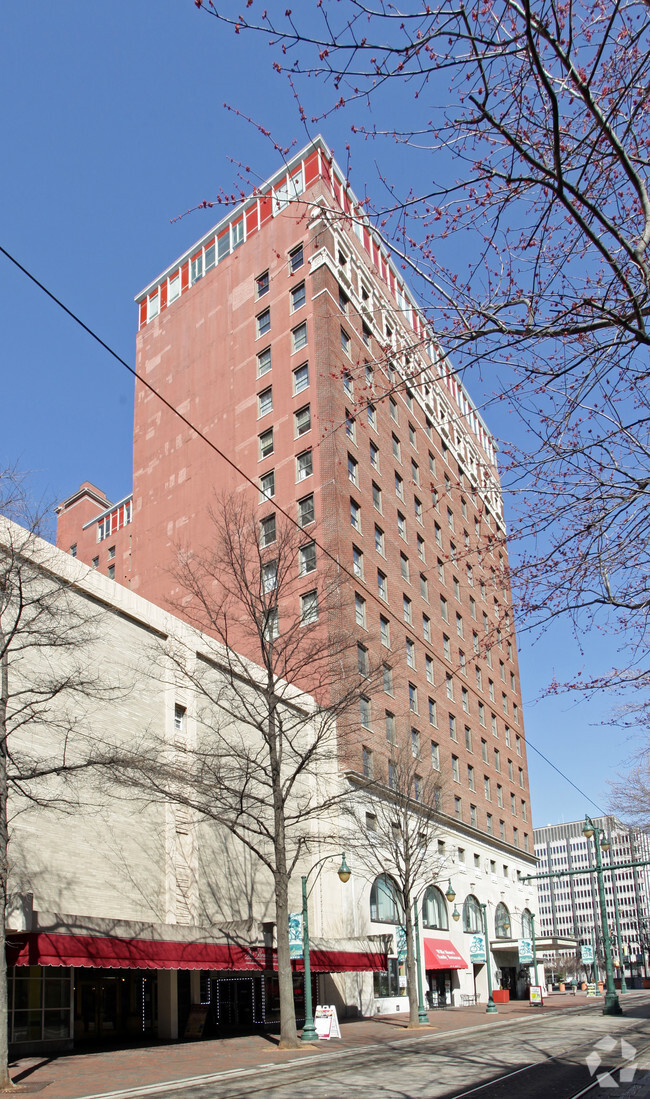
[
  {"xmin": 529, "ymin": 985, "xmax": 543, "ymax": 1005},
  {"xmin": 314, "ymin": 1005, "xmax": 341, "ymax": 1040}
]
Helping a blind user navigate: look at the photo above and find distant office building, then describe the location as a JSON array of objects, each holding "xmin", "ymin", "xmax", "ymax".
[{"xmin": 534, "ymin": 817, "xmax": 650, "ymax": 977}]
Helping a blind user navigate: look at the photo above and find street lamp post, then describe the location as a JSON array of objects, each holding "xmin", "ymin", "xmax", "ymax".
[
  {"xmin": 480, "ymin": 903, "xmax": 498, "ymax": 1014},
  {"xmin": 530, "ymin": 913, "xmax": 540, "ymax": 987},
  {"xmin": 300, "ymin": 853, "xmax": 351, "ymax": 1043},
  {"xmin": 583, "ymin": 817, "xmax": 622, "ymax": 1017}
]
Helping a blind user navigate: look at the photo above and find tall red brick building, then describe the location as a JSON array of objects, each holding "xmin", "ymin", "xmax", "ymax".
[{"xmin": 57, "ymin": 135, "xmax": 532, "ymax": 863}]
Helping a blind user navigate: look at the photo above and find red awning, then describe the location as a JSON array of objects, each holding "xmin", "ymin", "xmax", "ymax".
[
  {"xmin": 6, "ymin": 933, "xmax": 385, "ymax": 974},
  {"xmin": 423, "ymin": 938, "xmax": 468, "ymax": 971}
]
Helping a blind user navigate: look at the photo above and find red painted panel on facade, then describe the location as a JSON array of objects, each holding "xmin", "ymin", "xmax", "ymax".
[
  {"xmin": 159, "ymin": 282, "xmax": 167, "ymax": 310},
  {"xmin": 245, "ymin": 205, "xmax": 258, "ymax": 236},
  {"xmin": 7, "ymin": 932, "xmax": 386, "ymax": 974},
  {"xmin": 181, "ymin": 262, "xmax": 189, "ymax": 291},
  {"xmin": 139, "ymin": 301, "xmax": 147, "ymax": 328},
  {"xmin": 304, "ymin": 150, "xmax": 319, "ymax": 186},
  {"xmin": 259, "ymin": 192, "xmax": 273, "ymax": 224}
]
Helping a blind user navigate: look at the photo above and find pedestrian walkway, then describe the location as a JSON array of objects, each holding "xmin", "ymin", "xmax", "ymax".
[{"xmin": 8, "ymin": 992, "xmax": 647, "ymax": 1098}]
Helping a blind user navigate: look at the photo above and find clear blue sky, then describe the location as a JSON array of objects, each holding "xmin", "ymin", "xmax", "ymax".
[{"xmin": 0, "ymin": 1, "xmax": 637, "ymax": 829}]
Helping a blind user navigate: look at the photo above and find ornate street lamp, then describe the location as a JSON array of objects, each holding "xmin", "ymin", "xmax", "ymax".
[
  {"xmin": 480, "ymin": 902, "xmax": 498, "ymax": 1014},
  {"xmin": 583, "ymin": 816, "xmax": 622, "ymax": 1016},
  {"xmin": 301, "ymin": 854, "xmax": 351, "ymax": 1042}
]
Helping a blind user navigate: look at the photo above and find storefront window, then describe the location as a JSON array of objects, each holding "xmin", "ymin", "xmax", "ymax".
[
  {"xmin": 422, "ymin": 886, "xmax": 448, "ymax": 930},
  {"xmin": 370, "ymin": 874, "xmax": 403, "ymax": 923},
  {"xmin": 373, "ymin": 958, "xmax": 401, "ymax": 997},
  {"xmin": 495, "ymin": 902, "xmax": 511, "ymax": 938},
  {"xmin": 462, "ymin": 894, "xmax": 482, "ymax": 933},
  {"xmin": 521, "ymin": 908, "xmax": 534, "ymax": 938},
  {"xmin": 9, "ymin": 966, "xmax": 72, "ymax": 1043}
]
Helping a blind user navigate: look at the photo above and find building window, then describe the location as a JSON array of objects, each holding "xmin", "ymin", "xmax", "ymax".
[
  {"xmin": 260, "ymin": 514, "xmax": 276, "ymax": 546},
  {"xmin": 400, "ymin": 552, "xmax": 410, "ymax": 581},
  {"xmin": 414, "ymin": 497, "xmax": 423, "ymax": 523},
  {"xmin": 494, "ymin": 748, "xmax": 501, "ymax": 771},
  {"xmin": 440, "ymin": 596, "xmax": 448, "ymax": 622},
  {"xmin": 423, "ymin": 615, "xmax": 431, "ymax": 643},
  {"xmin": 403, "ymin": 595, "xmax": 412, "ymax": 624},
  {"xmin": 257, "ymin": 347, "xmax": 272, "ymax": 378},
  {"xmin": 174, "ymin": 703, "xmax": 186, "ymax": 732},
  {"xmin": 360, "ymin": 696, "xmax": 371, "ymax": 729},
  {"xmin": 406, "ymin": 638, "xmax": 416, "ymax": 668},
  {"xmin": 355, "ymin": 593, "xmax": 367, "ymax": 628},
  {"xmin": 380, "ymin": 616, "xmax": 391, "ymax": 648},
  {"xmin": 374, "ymin": 524, "xmax": 385, "ymax": 555},
  {"xmin": 346, "ymin": 411, "xmax": 356, "ymax": 443},
  {"xmin": 417, "ymin": 534, "xmax": 425, "ymax": 561},
  {"xmin": 372, "ymin": 481, "xmax": 382, "ymax": 511},
  {"xmin": 258, "ymin": 387, "xmax": 273, "ymax": 417},
  {"xmin": 69, "ymin": 544, "xmax": 77, "ymax": 557},
  {"xmin": 352, "ymin": 544, "xmax": 364, "ymax": 579},
  {"xmin": 408, "ymin": 682, "xmax": 418, "ymax": 713},
  {"xmin": 107, "ymin": 564, "xmax": 115, "ymax": 580},
  {"xmin": 357, "ymin": 642, "xmax": 370, "ymax": 677},
  {"xmin": 487, "ymin": 813, "xmax": 494, "ymax": 835},
  {"xmin": 454, "ymin": 796, "xmax": 462, "ymax": 820},
  {"xmin": 428, "ymin": 697, "xmax": 437, "ymax": 726},
  {"xmin": 289, "ymin": 243, "xmax": 304, "ymax": 272},
  {"xmin": 341, "ymin": 327, "xmax": 351, "ymax": 356},
  {"xmin": 264, "ymin": 607, "xmax": 279, "ymax": 640},
  {"xmin": 262, "ymin": 559, "xmax": 278, "ymax": 594},
  {"xmin": 446, "ymin": 673, "xmax": 454, "ymax": 700},
  {"xmin": 297, "ymin": 493, "xmax": 315, "ymax": 527},
  {"xmin": 411, "ymin": 727, "xmax": 421, "ymax": 757},
  {"xmin": 290, "ymin": 281, "xmax": 306, "ymax": 312},
  {"xmin": 370, "ymin": 874, "xmax": 403, "ymax": 924},
  {"xmin": 259, "ymin": 470, "xmax": 275, "ymax": 502},
  {"xmin": 343, "ymin": 369, "xmax": 353, "ymax": 398},
  {"xmin": 426, "ymin": 655, "xmax": 434, "ymax": 683},
  {"xmin": 292, "ymin": 321, "xmax": 308, "ymax": 352},
  {"xmin": 294, "ymin": 404, "xmax": 311, "ymax": 437},
  {"xmin": 293, "ymin": 362, "xmax": 309, "ymax": 393},
  {"xmin": 296, "ymin": 450, "xmax": 313, "ymax": 482},
  {"xmin": 256, "ymin": 308, "xmax": 271, "ymax": 337},
  {"xmin": 383, "ymin": 664, "xmax": 393, "ymax": 694},
  {"xmin": 362, "ymin": 746, "xmax": 374, "ymax": 779},
  {"xmin": 377, "ymin": 569, "xmax": 388, "ymax": 601},
  {"xmin": 256, "ymin": 271, "xmax": 269, "ymax": 298},
  {"xmin": 442, "ymin": 634, "xmax": 451, "ymax": 661},
  {"xmin": 449, "ymin": 713, "xmax": 457, "ymax": 740},
  {"xmin": 397, "ymin": 512, "xmax": 407, "ymax": 539},
  {"xmin": 350, "ymin": 498, "xmax": 361, "ymax": 531},
  {"xmin": 497, "ymin": 784, "xmax": 503, "ymax": 808},
  {"xmin": 452, "ymin": 756, "xmax": 460, "ymax": 782},
  {"xmin": 297, "ymin": 595, "xmax": 315, "ymax": 629},
  {"xmin": 91, "ymin": 556, "xmax": 98, "ymax": 568},
  {"xmin": 395, "ymin": 472, "xmax": 404, "ymax": 500},
  {"xmin": 431, "ymin": 741, "xmax": 440, "ymax": 770},
  {"xmin": 370, "ymin": 441, "xmax": 379, "ymax": 469},
  {"xmin": 385, "ymin": 711, "xmax": 396, "ymax": 744},
  {"xmin": 484, "ymin": 776, "xmax": 491, "ymax": 800},
  {"xmin": 470, "ymin": 804, "xmax": 478, "ymax": 827},
  {"xmin": 299, "ymin": 542, "xmax": 316, "ymax": 575},
  {"xmin": 408, "ymin": 422, "xmax": 417, "ymax": 447},
  {"xmin": 108, "ymin": 547, "xmax": 116, "ymax": 561},
  {"xmin": 390, "ymin": 397, "xmax": 398, "ymax": 422},
  {"xmin": 392, "ymin": 434, "xmax": 401, "ymax": 461},
  {"xmin": 348, "ymin": 454, "xmax": 359, "ymax": 486},
  {"xmin": 259, "ymin": 428, "xmax": 274, "ymax": 459}
]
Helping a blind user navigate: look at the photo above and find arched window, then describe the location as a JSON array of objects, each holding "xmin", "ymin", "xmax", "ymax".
[
  {"xmin": 422, "ymin": 886, "xmax": 449, "ymax": 930},
  {"xmin": 370, "ymin": 874, "xmax": 403, "ymax": 924},
  {"xmin": 462, "ymin": 894, "xmax": 482, "ymax": 933},
  {"xmin": 521, "ymin": 909, "xmax": 534, "ymax": 938},
  {"xmin": 495, "ymin": 902, "xmax": 511, "ymax": 938}
]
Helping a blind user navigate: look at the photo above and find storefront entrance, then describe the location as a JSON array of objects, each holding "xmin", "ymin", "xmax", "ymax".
[{"xmin": 74, "ymin": 970, "xmax": 157, "ymax": 1044}]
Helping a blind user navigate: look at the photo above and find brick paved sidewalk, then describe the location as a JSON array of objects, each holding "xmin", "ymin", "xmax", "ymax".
[{"xmin": 6, "ymin": 992, "xmax": 629, "ymax": 1098}]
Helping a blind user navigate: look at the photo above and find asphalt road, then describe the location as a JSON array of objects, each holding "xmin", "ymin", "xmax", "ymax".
[{"xmin": 123, "ymin": 997, "xmax": 650, "ymax": 1099}]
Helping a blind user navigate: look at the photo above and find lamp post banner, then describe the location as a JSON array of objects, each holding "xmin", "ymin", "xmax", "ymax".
[
  {"xmin": 289, "ymin": 913, "xmax": 303, "ymax": 959},
  {"xmin": 518, "ymin": 938, "xmax": 534, "ymax": 964},
  {"xmin": 396, "ymin": 925, "xmax": 408, "ymax": 962},
  {"xmin": 581, "ymin": 944, "xmax": 594, "ymax": 964},
  {"xmin": 469, "ymin": 933, "xmax": 486, "ymax": 964}
]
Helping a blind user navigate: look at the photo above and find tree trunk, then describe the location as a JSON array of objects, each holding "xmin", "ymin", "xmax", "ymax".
[
  {"xmin": 0, "ymin": 646, "xmax": 14, "ymax": 1087},
  {"xmin": 404, "ymin": 897, "xmax": 421, "ymax": 1028},
  {"xmin": 268, "ymin": 695, "xmax": 299, "ymax": 1049}
]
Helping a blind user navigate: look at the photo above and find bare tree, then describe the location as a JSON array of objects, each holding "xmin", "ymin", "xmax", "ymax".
[
  {"xmin": 610, "ymin": 752, "xmax": 650, "ymax": 832},
  {"xmin": 119, "ymin": 496, "xmax": 379, "ymax": 1048},
  {"xmin": 0, "ymin": 483, "xmax": 126, "ymax": 1087},
  {"xmin": 345, "ymin": 742, "xmax": 446, "ymax": 1027},
  {"xmin": 196, "ymin": 0, "xmax": 650, "ymax": 703}
]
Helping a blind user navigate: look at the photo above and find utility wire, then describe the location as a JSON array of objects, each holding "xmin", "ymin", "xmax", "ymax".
[{"xmin": 0, "ymin": 242, "xmax": 609, "ymax": 821}]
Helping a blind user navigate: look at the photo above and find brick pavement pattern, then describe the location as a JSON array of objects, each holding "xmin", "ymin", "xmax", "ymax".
[{"xmin": 8, "ymin": 993, "xmax": 611, "ymax": 1098}]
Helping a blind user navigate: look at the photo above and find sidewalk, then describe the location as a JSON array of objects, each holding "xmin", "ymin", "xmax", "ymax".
[{"xmin": 8, "ymin": 992, "xmax": 646, "ymax": 1098}]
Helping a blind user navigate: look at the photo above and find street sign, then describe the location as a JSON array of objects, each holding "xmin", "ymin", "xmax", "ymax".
[
  {"xmin": 289, "ymin": 912, "xmax": 303, "ymax": 959},
  {"xmin": 469, "ymin": 933, "xmax": 486, "ymax": 964},
  {"xmin": 518, "ymin": 938, "xmax": 534, "ymax": 964}
]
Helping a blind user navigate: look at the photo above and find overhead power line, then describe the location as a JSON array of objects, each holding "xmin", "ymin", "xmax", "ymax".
[{"xmin": 0, "ymin": 242, "xmax": 608, "ymax": 822}]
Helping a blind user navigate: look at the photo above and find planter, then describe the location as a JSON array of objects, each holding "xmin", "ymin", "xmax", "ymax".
[
  {"xmin": 492, "ymin": 990, "xmax": 510, "ymax": 1003},
  {"xmin": 581, "ymin": 983, "xmax": 587, "ymax": 991},
  {"xmin": 558, "ymin": 983, "xmax": 565, "ymax": 992},
  {"xmin": 598, "ymin": 982, "xmax": 604, "ymax": 992}
]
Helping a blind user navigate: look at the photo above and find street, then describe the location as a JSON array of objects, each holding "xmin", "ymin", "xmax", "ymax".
[{"xmin": 100, "ymin": 998, "xmax": 650, "ymax": 1099}]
